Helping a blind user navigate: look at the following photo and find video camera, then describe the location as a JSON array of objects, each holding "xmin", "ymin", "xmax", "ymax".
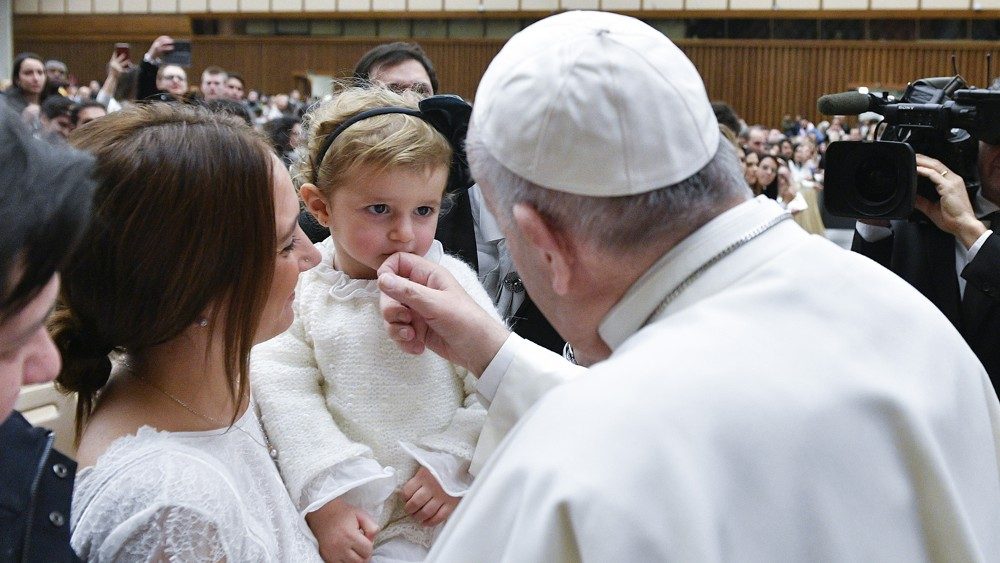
[{"xmin": 817, "ymin": 76, "xmax": 1000, "ymax": 219}]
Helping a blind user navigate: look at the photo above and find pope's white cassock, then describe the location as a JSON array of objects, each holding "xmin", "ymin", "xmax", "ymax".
[{"xmin": 428, "ymin": 197, "xmax": 1000, "ymax": 561}]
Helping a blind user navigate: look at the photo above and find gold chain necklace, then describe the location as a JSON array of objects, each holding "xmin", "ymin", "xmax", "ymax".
[{"xmin": 130, "ymin": 372, "xmax": 279, "ymax": 460}]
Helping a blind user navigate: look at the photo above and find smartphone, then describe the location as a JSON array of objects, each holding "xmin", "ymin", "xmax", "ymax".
[
  {"xmin": 162, "ymin": 40, "xmax": 192, "ymax": 68},
  {"xmin": 114, "ymin": 42, "xmax": 130, "ymax": 62}
]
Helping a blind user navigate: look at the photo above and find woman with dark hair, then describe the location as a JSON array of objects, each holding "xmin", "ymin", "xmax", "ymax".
[
  {"xmin": 0, "ymin": 103, "xmax": 94, "ymax": 562},
  {"xmin": 1, "ymin": 52, "xmax": 48, "ymax": 115},
  {"xmin": 54, "ymin": 104, "xmax": 323, "ymax": 560},
  {"xmin": 753, "ymin": 153, "xmax": 781, "ymax": 200},
  {"xmin": 263, "ymin": 115, "xmax": 301, "ymax": 168}
]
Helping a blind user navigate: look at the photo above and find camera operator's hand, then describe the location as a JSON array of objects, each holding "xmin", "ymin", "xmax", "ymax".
[{"xmin": 914, "ymin": 154, "xmax": 988, "ymax": 250}]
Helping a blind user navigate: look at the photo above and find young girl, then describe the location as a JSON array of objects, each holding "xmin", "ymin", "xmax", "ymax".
[{"xmin": 251, "ymin": 86, "xmax": 499, "ymax": 562}]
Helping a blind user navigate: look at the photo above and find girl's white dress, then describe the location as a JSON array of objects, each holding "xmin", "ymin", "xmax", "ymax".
[
  {"xmin": 251, "ymin": 239, "xmax": 500, "ymax": 555},
  {"xmin": 70, "ymin": 398, "xmax": 322, "ymax": 561}
]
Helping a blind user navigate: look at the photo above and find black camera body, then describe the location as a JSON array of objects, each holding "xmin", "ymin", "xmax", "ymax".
[{"xmin": 819, "ymin": 76, "xmax": 1000, "ymax": 220}]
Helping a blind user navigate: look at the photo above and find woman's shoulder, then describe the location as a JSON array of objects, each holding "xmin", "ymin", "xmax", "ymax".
[
  {"xmin": 72, "ymin": 428, "xmax": 257, "ymax": 557},
  {"xmin": 75, "ymin": 427, "xmax": 239, "ymax": 505}
]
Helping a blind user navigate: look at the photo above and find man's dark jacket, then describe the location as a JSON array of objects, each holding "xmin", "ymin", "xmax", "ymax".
[
  {"xmin": 0, "ymin": 412, "xmax": 78, "ymax": 562},
  {"xmin": 853, "ymin": 224, "xmax": 1000, "ymax": 394},
  {"xmin": 434, "ymin": 190, "xmax": 564, "ymax": 354}
]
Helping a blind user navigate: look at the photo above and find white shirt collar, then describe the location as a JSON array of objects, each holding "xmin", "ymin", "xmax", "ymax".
[{"xmin": 599, "ymin": 196, "xmax": 788, "ymax": 351}]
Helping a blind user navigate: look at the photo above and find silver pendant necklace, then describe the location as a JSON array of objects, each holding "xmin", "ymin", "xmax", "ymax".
[{"xmin": 130, "ymin": 371, "xmax": 279, "ymax": 460}]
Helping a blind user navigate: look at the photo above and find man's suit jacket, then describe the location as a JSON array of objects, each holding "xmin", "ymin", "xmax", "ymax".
[
  {"xmin": 853, "ymin": 223, "xmax": 1000, "ymax": 394},
  {"xmin": 437, "ymin": 190, "xmax": 565, "ymax": 354}
]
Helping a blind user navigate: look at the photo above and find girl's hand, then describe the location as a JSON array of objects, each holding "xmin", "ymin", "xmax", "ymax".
[
  {"xmin": 401, "ymin": 467, "xmax": 460, "ymax": 527},
  {"xmin": 306, "ymin": 499, "xmax": 378, "ymax": 563}
]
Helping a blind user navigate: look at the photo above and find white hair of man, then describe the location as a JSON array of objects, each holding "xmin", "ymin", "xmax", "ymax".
[{"xmin": 467, "ymin": 130, "xmax": 751, "ymax": 252}]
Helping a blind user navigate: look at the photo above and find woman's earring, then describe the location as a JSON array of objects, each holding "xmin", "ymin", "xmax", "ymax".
[{"xmin": 196, "ymin": 318, "xmax": 208, "ymax": 327}]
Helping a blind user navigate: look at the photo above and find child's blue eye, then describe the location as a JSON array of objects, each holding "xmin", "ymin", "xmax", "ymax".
[
  {"xmin": 415, "ymin": 206, "xmax": 435, "ymax": 217},
  {"xmin": 367, "ymin": 204, "xmax": 389, "ymax": 215}
]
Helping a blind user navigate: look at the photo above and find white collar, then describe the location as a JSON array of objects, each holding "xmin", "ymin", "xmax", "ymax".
[
  {"xmin": 599, "ymin": 196, "xmax": 789, "ymax": 351},
  {"xmin": 313, "ymin": 238, "xmax": 445, "ymax": 300}
]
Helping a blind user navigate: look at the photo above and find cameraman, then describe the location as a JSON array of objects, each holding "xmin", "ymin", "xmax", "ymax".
[{"xmin": 853, "ymin": 143, "xmax": 1000, "ymax": 393}]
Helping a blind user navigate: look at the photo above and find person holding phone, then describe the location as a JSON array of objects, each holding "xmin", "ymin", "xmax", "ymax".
[{"xmin": 136, "ymin": 36, "xmax": 189, "ymax": 102}]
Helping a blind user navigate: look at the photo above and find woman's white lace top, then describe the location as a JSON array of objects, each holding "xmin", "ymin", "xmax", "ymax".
[
  {"xmin": 70, "ymin": 399, "xmax": 322, "ymax": 562},
  {"xmin": 251, "ymin": 239, "xmax": 501, "ymax": 549}
]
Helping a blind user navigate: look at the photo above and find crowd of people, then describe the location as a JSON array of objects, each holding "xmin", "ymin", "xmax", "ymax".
[
  {"xmin": 3, "ymin": 32, "xmax": 861, "ymax": 238},
  {"xmin": 0, "ymin": 37, "xmax": 309, "ymax": 153},
  {"xmin": 2, "ymin": 10, "xmax": 1000, "ymax": 563}
]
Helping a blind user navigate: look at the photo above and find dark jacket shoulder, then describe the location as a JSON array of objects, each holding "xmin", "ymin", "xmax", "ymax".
[{"xmin": 0, "ymin": 412, "xmax": 78, "ymax": 562}]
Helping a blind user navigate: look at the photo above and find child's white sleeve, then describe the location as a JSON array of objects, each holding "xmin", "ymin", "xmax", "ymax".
[{"xmin": 251, "ymin": 296, "xmax": 389, "ymax": 514}]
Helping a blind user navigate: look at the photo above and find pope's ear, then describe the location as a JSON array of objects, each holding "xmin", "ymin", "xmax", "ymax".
[
  {"xmin": 299, "ymin": 184, "xmax": 331, "ymax": 227},
  {"xmin": 511, "ymin": 203, "xmax": 575, "ymax": 296}
]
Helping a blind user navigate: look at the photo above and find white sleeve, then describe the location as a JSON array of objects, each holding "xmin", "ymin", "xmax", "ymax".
[
  {"xmin": 251, "ymin": 295, "xmax": 376, "ymax": 511},
  {"xmin": 470, "ymin": 334, "xmax": 586, "ymax": 475}
]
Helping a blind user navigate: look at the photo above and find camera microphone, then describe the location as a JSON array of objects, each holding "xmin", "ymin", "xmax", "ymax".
[{"xmin": 817, "ymin": 91, "xmax": 877, "ymax": 116}]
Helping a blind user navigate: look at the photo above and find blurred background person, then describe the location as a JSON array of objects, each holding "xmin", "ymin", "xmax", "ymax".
[{"xmin": 2, "ymin": 53, "xmax": 47, "ymax": 117}]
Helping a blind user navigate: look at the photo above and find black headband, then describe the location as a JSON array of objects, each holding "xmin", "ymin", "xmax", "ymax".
[{"xmin": 310, "ymin": 94, "xmax": 474, "ymax": 194}]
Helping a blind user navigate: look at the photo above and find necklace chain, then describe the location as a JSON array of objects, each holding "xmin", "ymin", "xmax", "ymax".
[
  {"xmin": 129, "ymin": 369, "xmax": 279, "ymax": 460},
  {"xmin": 563, "ymin": 212, "xmax": 792, "ymax": 365},
  {"xmin": 644, "ymin": 212, "xmax": 793, "ymax": 325}
]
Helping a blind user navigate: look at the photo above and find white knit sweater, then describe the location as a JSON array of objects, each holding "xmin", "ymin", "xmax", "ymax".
[{"xmin": 251, "ymin": 239, "xmax": 500, "ymax": 549}]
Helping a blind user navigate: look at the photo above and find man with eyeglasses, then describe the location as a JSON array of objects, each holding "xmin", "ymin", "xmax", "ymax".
[{"xmin": 136, "ymin": 36, "xmax": 189, "ymax": 102}]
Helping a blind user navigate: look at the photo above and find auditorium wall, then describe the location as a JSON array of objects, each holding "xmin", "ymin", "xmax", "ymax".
[{"xmin": 11, "ymin": 11, "xmax": 1000, "ymax": 126}]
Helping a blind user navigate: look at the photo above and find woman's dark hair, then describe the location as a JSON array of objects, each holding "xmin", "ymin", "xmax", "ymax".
[
  {"xmin": 353, "ymin": 42, "xmax": 439, "ymax": 95},
  {"xmin": 0, "ymin": 104, "xmax": 94, "ymax": 323},
  {"xmin": 263, "ymin": 115, "xmax": 300, "ymax": 156},
  {"xmin": 11, "ymin": 52, "xmax": 45, "ymax": 92},
  {"xmin": 756, "ymin": 154, "xmax": 782, "ymax": 200},
  {"xmin": 227, "ymin": 72, "xmax": 245, "ymax": 89},
  {"xmin": 52, "ymin": 104, "xmax": 277, "ymax": 437}
]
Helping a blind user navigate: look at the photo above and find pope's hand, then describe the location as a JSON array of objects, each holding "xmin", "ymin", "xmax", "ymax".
[{"xmin": 377, "ymin": 252, "xmax": 509, "ymax": 376}]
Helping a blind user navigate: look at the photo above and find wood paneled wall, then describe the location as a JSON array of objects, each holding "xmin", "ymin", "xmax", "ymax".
[
  {"xmin": 685, "ymin": 40, "xmax": 999, "ymax": 125},
  {"xmin": 13, "ymin": 32, "xmax": 1000, "ymax": 126}
]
